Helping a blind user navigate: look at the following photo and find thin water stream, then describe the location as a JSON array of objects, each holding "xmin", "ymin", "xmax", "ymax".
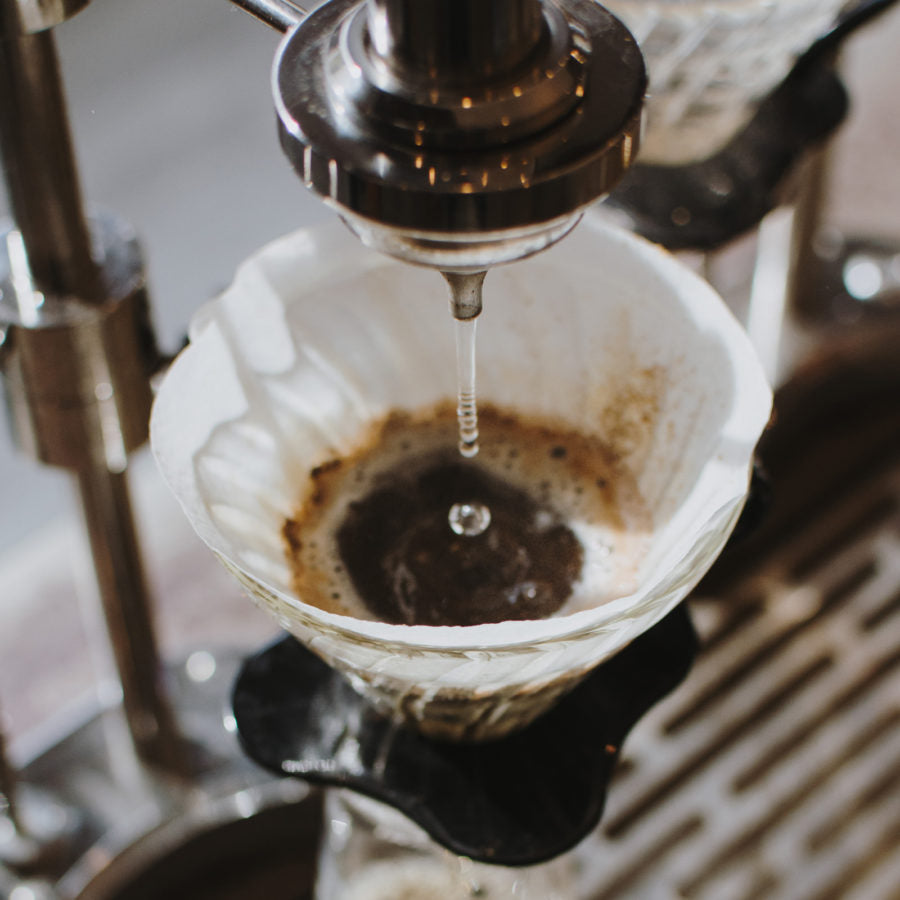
[
  {"xmin": 454, "ymin": 315, "xmax": 480, "ymax": 460},
  {"xmin": 442, "ymin": 270, "xmax": 491, "ymax": 537}
]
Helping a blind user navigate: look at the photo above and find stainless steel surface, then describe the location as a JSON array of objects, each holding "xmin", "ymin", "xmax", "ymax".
[
  {"xmin": 0, "ymin": 28, "xmax": 100, "ymax": 300},
  {"xmin": 229, "ymin": 0, "xmax": 305, "ymax": 33},
  {"xmin": 0, "ymin": 214, "xmax": 156, "ymax": 470},
  {"xmin": 274, "ymin": 0, "xmax": 645, "ymax": 269},
  {"xmin": 0, "ymin": 0, "xmax": 90, "ymax": 36},
  {"xmin": 368, "ymin": 0, "xmax": 543, "ymax": 83}
]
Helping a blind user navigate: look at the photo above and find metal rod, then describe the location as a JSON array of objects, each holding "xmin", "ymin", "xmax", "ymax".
[
  {"xmin": 230, "ymin": 0, "xmax": 306, "ymax": 33},
  {"xmin": 75, "ymin": 462, "xmax": 185, "ymax": 773},
  {"xmin": 785, "ymin": 144, "xmax": 832, "ymax": 319},
  {"xmin": 0, "ymin": 28, "xmax": 102, "ymax": 300}
]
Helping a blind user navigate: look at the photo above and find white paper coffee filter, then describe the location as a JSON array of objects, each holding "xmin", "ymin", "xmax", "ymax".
[{"xmin": 151, "ymin": 212, "xmax": 771, "ymax": 739}]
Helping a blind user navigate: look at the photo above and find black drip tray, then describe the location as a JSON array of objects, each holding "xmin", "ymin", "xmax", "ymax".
[{"xmin": 233, "ymin": 605, "xmax": 697, "ymax": 867}]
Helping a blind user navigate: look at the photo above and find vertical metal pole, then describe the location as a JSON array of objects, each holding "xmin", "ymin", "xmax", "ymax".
[
  {"xmin": 785, "ymin": 144, "xmax": 832, "ymax": 320},
  {"xmin": 74, "ymin": 464, "xmax": 184, "ymax": 772},
  {"xmin": 0, "ymin": 28, "xmax": 101, "ymax": 301},
  {"xmin": 0, "ymin": 22, "xmax": 183, "ymax": 771}
]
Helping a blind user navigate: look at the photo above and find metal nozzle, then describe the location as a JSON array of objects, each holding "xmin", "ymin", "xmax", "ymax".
[{"xmin": 273, "ymin": 0, "xmax": 645, "ymax": 270}]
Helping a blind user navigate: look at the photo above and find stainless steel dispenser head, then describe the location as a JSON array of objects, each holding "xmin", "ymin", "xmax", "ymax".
[{"xmin": 273, "ymin": 0, "xmax": 646, "ymax": 269}]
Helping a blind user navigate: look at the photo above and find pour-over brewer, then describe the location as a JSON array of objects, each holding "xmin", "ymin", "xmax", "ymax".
[
  {"xmin": 191, "ymin": 0, "xmax": 686, "ymax": 879},
  {"xmin": 259, "ymin": 0, "xmax": 644, "ymax": 270},
  {"xmin": 0, "ymin": 0, "xmax": 787, "ymax": 896},
  {"xmin": 152, "ymin": 0, "xmax": 770, "ymax": 894}
]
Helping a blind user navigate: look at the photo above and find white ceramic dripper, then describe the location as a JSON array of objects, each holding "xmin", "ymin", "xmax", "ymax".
[{"xmin": 151, "ymin": 212, "xmax": 771, "ymax": 741}]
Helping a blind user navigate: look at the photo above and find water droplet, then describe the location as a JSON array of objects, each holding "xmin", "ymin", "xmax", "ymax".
[{"xmin": 449, "ymin": 501, "xmax": 492, "ymax": 536}]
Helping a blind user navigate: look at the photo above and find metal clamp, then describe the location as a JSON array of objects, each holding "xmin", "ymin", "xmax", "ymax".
[{"xmin": 0, "ymin": 215, "xmax": 158, "ymax": 471}]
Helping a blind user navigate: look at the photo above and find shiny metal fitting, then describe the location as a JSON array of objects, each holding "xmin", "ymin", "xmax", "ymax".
[
  {"xmin": 0, "ymin": 0, "xmax": 90, "ymax": 36},
  {"xmin": 274, "ymin": 0, "xmax": 645, "ymax": 269},
  {"xmin": 0, "ymin": 212, "xmax": 159, "ymax": 472}
]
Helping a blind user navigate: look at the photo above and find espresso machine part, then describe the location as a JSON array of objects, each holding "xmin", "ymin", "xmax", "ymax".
[
  {"xmin": 269, "ymin": 0, "xmax": 645, "ymax": 270},
  {"xmin": 0, "ymin": 0, "xmax": 181, "ymax": 776}
]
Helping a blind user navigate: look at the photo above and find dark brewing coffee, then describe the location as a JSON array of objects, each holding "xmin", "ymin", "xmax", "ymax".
[
  {"xmin": 334, "ymin": 458, "xmax": 582, "ymax": 625},
  {"xmin": 282, "ymin": 403, "xmax": 648, "ymax": 627}
]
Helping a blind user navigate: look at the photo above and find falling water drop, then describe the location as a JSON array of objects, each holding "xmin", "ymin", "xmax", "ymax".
[{"xmin": 449, "ymin": 501, "xmax": 492, "ymax": 537}]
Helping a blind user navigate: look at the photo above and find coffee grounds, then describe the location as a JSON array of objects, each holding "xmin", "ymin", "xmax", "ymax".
[{"xmin": 337, "ymin": 459, "xmax": 583, "ymax": 626}]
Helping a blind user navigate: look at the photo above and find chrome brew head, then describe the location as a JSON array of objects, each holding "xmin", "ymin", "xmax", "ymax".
[{"xmin": 272, "ymin": 0, "xmax": 646, "ymax": 270}]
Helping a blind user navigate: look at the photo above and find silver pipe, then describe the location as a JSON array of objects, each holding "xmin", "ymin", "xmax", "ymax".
[
  {"xmin": 230, "ymin": 0, "xmax": 306, "ymax": 33},
  {"xmin": 0, "ymin": 28, "xmax": 101, "ymax": 300},
  {"xmin": 74, "ymin": 462, "xmax": 185, "ymax": 773}
]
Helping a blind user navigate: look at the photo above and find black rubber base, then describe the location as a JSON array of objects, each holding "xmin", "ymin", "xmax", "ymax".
[{"xmin": 232, "ymin": 605, "xmax": 697, "ymax": 867}]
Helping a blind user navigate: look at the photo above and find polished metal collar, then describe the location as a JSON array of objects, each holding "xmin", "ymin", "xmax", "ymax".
[{"xmin": 273, "ymin": 0, "xmax": 645, "ymax": 268}]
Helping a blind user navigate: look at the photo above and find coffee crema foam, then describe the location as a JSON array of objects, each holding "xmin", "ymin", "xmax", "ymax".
[{"xmin": 282, "ymin": 402, "xmax": 651, "ymax": 625}]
